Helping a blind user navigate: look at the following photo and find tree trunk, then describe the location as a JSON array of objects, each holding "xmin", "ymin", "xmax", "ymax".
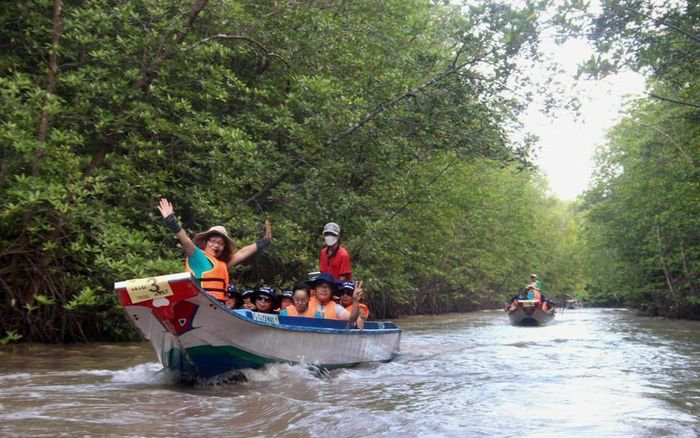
[
  {"xmin": 20, "ymin": 0, "xmax": 64, "ymax": 308},
  {"xmin": 34, "ymin": 0, "xmax": 63, "ymax": 174},
  {"xmin": 85, "ymin": 0, "xmax": 210, "ymax": 176},
  {"xmin": 654, "ymin": 224, "xmax": 677, "ymax": 312}
]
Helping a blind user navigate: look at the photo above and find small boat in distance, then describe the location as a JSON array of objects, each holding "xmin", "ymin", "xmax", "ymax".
[
  {"xmin": 565, "ymin": 298, "xmax": 584, "ymax": 309},
  {"xmin": 506, "ymin": 299, "xmax": 556, "ymax": 326},
  {"xmin": 114, "ymin": 272, "xmax": 401, "ymax": 382}
]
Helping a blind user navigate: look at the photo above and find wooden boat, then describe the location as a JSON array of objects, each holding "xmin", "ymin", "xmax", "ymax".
[
  {"xmin": 506, "ymin": 299, "xmax": 555, "ymax": 326},
  {"xmin": 114, "ymin": 272, "xmax": 401, "ymax": 381}
]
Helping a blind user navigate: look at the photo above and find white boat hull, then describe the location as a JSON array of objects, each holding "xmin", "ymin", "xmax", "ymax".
[{"xmin": 115, "ymin": 273, "xmax": 401, "ymax": 380}]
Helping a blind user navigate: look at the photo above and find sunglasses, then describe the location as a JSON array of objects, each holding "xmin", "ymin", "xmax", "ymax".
[{"xmin": 256, "ymin": 296, "xmax": 272, "ymax": 302}]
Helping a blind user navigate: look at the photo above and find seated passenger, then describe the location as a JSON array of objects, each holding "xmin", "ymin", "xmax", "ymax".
[
  {"xmin": 308, "ymin": 272, "xmax": 362, "ymax": 321},
  {"xmin": 278, "ymin": 289, "xmax": 294, "ymax": 313},
  {"xmin": 540, "ymin": 294, "xmax": 554, "ymax": 312},
  {"xmin": 339, "ymin": 281, "xmax": 369, "ymax": 329},
  {"xmin": 528, "ymin": 288, "xmax": 541, "ymax": 301},
  {"xmin": 307, "ymin": 272, "xmax": 320, "ymax": 299},
  {"xmin": 252, "ymin": 286, "xmax": 278, "ymax": 314},
  {"xmin": 507, "ymin": 289, "xmax": 529, "ymax": 312},
  {"xmin": 240, "ymin": 288, "xmax": 256, "ymax": 310},
  {"xmin": 280, "ymin": 283, "xmax": 316, "ymax": 317},
  {"xmin": 225, "ymin": 284, "xmax": 242, "ymax": 309}
]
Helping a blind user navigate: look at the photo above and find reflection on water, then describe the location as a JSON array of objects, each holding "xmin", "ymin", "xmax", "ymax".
[{"xmin": 0, "ymin": 309, "xmax": 698, "ymax": 437}]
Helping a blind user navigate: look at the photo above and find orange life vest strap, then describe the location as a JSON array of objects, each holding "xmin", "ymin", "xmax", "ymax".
[{"xmin": 184, "ymin": 252, "xmax": 229, "ymax": 301}]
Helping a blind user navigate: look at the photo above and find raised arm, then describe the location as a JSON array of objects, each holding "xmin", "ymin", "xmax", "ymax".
[
  {"xmin": 228, "ymin": 219, "xmax": 272, "ymax": 268},
  {"xmin": 157, "ymin": 198, "xmax": 196, "ymax": 257},
  {"xmin": 346, "ymin": 281, "xmax": 364, "ymax": 324}
]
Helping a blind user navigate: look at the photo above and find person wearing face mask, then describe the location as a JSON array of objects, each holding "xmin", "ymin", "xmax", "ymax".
[
  {"xmin": 156, "ymin": 198, "xmax": 272, "ymax": 302},
  {"xmin": 319, "ymin": 222, "xmax": 352, "ymax": 281}
]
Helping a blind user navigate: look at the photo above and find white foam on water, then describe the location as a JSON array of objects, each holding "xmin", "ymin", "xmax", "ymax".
[
  {"xmin": 241, "ymin": 362, "xmax": 313, "ymax": 382},
  {"xmin": 0, "ymin": 372, "xmax": 32, "ymax": 382},
  {"xmin": 109, "ymin": 362, "xmax": 176, "ymax": 385},
  {"xmin": 44, "ymin": 369, "xmax": 116, "ymax": 378}
]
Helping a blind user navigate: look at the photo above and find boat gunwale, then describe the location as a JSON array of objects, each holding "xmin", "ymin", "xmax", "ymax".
[{"xmin": 219, "ymin": 307, "xmax": 402, "ymax": 336}]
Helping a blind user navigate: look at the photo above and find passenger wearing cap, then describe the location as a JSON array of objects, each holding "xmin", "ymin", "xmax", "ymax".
[
  {"xmin": 225, "ymin": 284, "xmax": 243, "ymax": 309},
  {"xmin": 308, "ymin": 273, "xmax": 363, "ymax": 321},
  {"xmin": 319, "ymin": 222, "xmax": 352, "ymax": 281},
  {"xmin": 339, "ymin": 281, "xmax": 369, "ymax": 328},
  {"xmin": 157, "ymin": 198, "xmax": 272, "ymax": 302},
  {"xmin": 240, "ymin": 288, "xmax": 256, "ymax": 310},
  {"xmin": 277, "ymin": 289, "xmax": 294, "ymax": 313},
  {"xmin": 252, "ymin": 286, "xmax": 278, "ymax": 314},
  {"xmin": 279, "ymin": 282, "xmax": 316, "ymax": 317}
]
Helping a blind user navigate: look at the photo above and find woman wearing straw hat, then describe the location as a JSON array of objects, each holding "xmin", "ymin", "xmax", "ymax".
[{"xmin": 157, "ymin": 198, "xmax": 272, "ymax": 301}]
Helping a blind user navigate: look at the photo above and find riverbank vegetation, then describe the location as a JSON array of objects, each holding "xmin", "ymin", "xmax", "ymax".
[
  {"xmin": 571, "ymin": 1, "xmax": 700, "ymax": 318},
  {"xmin": 0, "ymin": 0, "xmax": 697, "ymax": 342}
]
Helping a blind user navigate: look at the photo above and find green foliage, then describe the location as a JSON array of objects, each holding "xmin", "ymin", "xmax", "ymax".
[
  {"xmin": 581, "ymin": 95, "xmax": 699, "ymax": 317},
  {"xmin": 0, "ymin": 0, "xmax": 596, "ymax": 342},
  {"xmin": 562, "ymin": 0, "xmax": 700, "ymax": 318},
  {"xmin": 0, "ymin": 330, "xmax": 23, "ymax": 345},
  {"xmin": 64, "ymin": 287, "xmax": 97, "ymax": 311}
]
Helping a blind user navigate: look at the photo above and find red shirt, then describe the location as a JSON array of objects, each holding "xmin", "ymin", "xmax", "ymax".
[{"xmin": 319, "ymin": 245, "xmax": 352, "ymax": 280}]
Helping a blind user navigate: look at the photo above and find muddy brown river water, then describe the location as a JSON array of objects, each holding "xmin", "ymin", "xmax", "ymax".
[{"xmin": 1, "ymin": 308, "xmax": 698, "ymax": 437}]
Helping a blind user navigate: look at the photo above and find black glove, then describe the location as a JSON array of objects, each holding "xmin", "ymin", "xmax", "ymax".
[
  {"xmin": 163, "ymin": 213, "xmax": 182, "ymax": 233},
  {"xmin": 255, "ymin": 238, "xmax": 271, "ymax": 252}
]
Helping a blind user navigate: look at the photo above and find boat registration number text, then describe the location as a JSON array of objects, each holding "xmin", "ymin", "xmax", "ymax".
[
  {"xmin": 125, "ymin": 275, "xmax": 175, "ymax": 303},
  {"xmin": 252, "ymin": 313, "xmax": 280, "ymax": 325}
]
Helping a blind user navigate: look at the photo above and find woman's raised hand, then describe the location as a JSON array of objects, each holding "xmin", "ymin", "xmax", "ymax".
[
  {"xmin": 263, "ymin": 219, "xmax": 272, "ymax": 241},
  {"xmin": 157, "ymin": 198, "xmax": 174, "ymax": 218}
]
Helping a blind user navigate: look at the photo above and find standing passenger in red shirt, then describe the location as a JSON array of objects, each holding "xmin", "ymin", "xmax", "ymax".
[{"xmin": 319, "ymin": 222, "xmax": 352, "ymax": 281}]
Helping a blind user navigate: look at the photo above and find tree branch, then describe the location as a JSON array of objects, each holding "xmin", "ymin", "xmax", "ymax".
[
  {"xmin": 183, "ymin": 33, "xmax": 292, "ymax": 69},
  {"xmin": 619, "ymin": 5, "xmax": 700, "ymax": 45},
  {"xmin": 132, "ymin": 0, "xmax": 210, "ymax": 91},
  {"xmin": 647, "ymin": 92, "xmax": 700, "ymax": 110},
  {"xmin": 87, "ymin": 0, "xmax": 209, "ymax": 176},
  {"xmin": 324, "ymin": 49, "xmax": 494, "ymax": 148},
  {"xmin": 654, "ymin": 223, "xmax": 676, "ymax": 299},
  {"xmin": 637, "ymin": 121, "xmax": 694, "ymax": 165},
  {"xmin": 244, "ymin": 51, "xmax": 493, "ymax": 206},
  {"xmin": 35, "ymin": 0, "xmax": 63, "ymax": 174},
  {"xmin": 245, "ymin": 157, "xmax": 305, "ymax": 205}
]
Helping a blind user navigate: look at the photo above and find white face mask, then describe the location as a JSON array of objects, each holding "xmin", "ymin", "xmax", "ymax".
[{"xmin": 324, "ymin": 235, "xmax": 338, "ymax": 247}]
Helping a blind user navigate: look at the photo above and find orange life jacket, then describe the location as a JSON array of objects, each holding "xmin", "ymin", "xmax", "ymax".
[
  {"xmin": 309, "ymin": 297, "xmax": 339, "ymax": 319},
  {"xmin": 184, "ymin": 251, "xmax": 229, "ymax": 301},
  {"xmin": 284, "ymin": 305, "xmax": 317, "ymax": 318},
  {"xmin": 527, "ymin": 286, "xmax": 541, "ymax": 301},
  {"xmin": 345, "ymin": 303, "xmax": 369, "ymax": 319}
]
